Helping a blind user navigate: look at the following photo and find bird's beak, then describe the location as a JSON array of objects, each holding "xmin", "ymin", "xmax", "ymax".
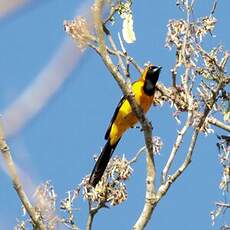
[{"xmin": 154, "ymin": 66, "xmax": 162, "ymax": 74}]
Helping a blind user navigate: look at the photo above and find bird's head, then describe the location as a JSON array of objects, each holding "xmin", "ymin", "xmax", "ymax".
[
  {"xmin": 142, "ymin": 64, "xmax": 162, "ymax": 82},
  {"xmin": 142, "ymin": 64, "xmax": 162, "ymax": 96}
]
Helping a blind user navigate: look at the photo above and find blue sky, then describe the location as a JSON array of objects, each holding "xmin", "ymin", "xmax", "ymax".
[{"xmin": 0, "ymin": 0, "xmax": 229, "ymax": 229}]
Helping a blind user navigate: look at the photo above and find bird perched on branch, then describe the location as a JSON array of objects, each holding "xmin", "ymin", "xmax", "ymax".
[{"xmin": 89, "ymin": 64, "xmax": 162, "ymax": 187}]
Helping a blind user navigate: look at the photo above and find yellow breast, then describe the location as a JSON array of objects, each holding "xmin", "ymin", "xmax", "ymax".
[{"xmin": 109, "ymin": 81, "xmax": 153, "ymax": 145}]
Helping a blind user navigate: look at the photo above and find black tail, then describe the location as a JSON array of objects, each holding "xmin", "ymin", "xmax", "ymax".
[{"xmin": 89, "ymin": 139, "xmax": 120, "ymax": 187}]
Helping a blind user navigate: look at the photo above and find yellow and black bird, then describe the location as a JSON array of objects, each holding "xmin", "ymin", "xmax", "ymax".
[{"xmin": 89, "ymin": 64, "xmax": 162, "ymax": 187}]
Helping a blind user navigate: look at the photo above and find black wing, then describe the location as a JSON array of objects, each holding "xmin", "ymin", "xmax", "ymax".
[{"xmin": 104, "ymin": 96, "xmax": 127, "ymax": 140}]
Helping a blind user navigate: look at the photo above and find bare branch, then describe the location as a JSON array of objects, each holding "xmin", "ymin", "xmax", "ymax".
[
  {"xmin": 132, "ymin": 148, "xmax": 156, "ymax": 229},
  {"xmin": 0, "ymin": 120, "xmax": 47, "ymax": 230},
  {"xmin": 104, "ymin": 2, "xmax": 119, "ymax": 24},
  {"xmin": 207, "ymin": 116, "xmax": 230, "ymax": 132},
  {"xmin": 86, "ymin": 210, "xmax": 94, "ymax": 230},
  {"xmin": 161, "ymin": 112, "xmax": 193, "ymax": 183},
  {"xmin": 210, "ymin": 0, "xmax": 218, "ymax": 15},
  {"xmin": 118, "ymin": 32, "xmax": 131, "ymax": 79},
  {"xmin": 106, "ymin": 25, "xmax": 128, "ymax": 77},
  {"xmin": 157, "ymin": 128, "xmax": 199, "ymax": 200},
  {"xmin": 86, "ymin": 201, "xmax": 105, "ymax": 230},
  {"xmin": 220, "ymin": 51, "xmax": 229, "ymax": 69},
  {"xmin": 129, "ymin": 146, "xmax": 146, "ymax": 164},
  {"xmin": 216, "ymin": 202, "xmax": 230, "ymax": 209},
  {"xmin": 89, "ymin": 43, "xmax": 142, "ymax": 73}
]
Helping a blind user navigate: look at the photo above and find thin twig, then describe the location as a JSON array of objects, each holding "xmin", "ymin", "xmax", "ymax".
[
  {"xmin": 210, "ymin": 0, "xmax": 218, "ymax": 15},
  {"xmin": 118, "ymin": 32, "xmax": 131, "ymax": 79},
  {"xmin": 104, "ymin": 2, "xmax": 119, "ymax": 24},
  {"xmin": 157, "ymin": 128, "xmax": 199, "ymax": 200},
  {"xmin": 207, "ymin": 116, "xmax": 230, "ymax": 132},
  {"xmin": 106, "ymin": 26, "xmax": 128, "ymax": 77},
  {"xmin": 89, "ymin": 43, "xmax": 142, "ymax": 73},
  {"xmin": 161, "ymin": 112, "xmax": 193, "ymax": 183},
  {"xmin": 129, "ymin": 146, "xmax": 146, "ymax": 164},
  {"xmin": 220, "ymin": 51, "xmax": 229, "ymax": 69},
  {"xmin": 196, "ymin": 45, "xmax": 229, "ymax": 73},
  {"xmin": 216, "ymin": 202, "xmax": 230, "ymax": 209}
]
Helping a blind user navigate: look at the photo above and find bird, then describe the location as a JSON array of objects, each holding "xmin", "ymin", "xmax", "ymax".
[{"xmin": 89, "ymin": 64, "xmax": 162, "ymax": 187}]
